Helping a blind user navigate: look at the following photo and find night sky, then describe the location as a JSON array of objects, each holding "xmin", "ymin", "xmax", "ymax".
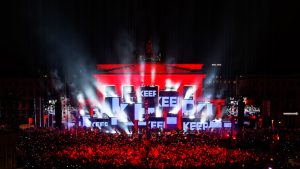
[{"xmin": 0, "ymin": 0, "xmax": 299, "ymax": 77}]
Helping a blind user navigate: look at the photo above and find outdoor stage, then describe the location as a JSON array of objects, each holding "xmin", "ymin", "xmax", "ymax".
[{"xmin": 72, "ymin": 63, "xmax": 230, "ymax": 132}]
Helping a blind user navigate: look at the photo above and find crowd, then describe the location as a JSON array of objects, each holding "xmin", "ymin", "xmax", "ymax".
[{"xmin": 16, "ymin": 127, "xmax": 299, "ymax": 169}]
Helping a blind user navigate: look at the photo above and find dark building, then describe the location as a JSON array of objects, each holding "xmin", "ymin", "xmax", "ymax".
[
  {"xmin": 0, "ymin": 76, "xmax": 54, "ymax": 128},
  {"xmin": 237, "ymin": 75, "xmax": 300, "ymax": 128},
  {"xmin": 203, "ymin": 63, "xmax": 300, "ymax": 128}
]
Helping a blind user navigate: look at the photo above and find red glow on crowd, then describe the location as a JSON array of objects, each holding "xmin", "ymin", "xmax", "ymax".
[{"xmin": 17, "ymin": 127, "xmax": 274, "ymax": 169}]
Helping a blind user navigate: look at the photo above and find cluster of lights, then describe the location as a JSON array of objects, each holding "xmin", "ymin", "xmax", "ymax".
[
  {"xmin": 226, "ymin": 97, "xmax": 260, "ymax": 117},
  {"xmin": 211, "ymin": 64, "xmax": 222, "ymax": 67}
]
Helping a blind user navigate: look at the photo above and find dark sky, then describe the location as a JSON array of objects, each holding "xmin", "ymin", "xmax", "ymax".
[{"xmin": 0, "ymin": 0, "xmax": 299, "ymax": 77}]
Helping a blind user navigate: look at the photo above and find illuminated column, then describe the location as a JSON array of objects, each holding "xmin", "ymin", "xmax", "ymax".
[
  {"xmin": 195, "ymin": 85, "xmax": 202, "ymax": 101},
  {"xmin": 144, "ymin": 100, "xmax": 150, "ymax": 139},
  {"xmin": 210, "ymin": 99, "xmax": 225, "ymax": 119},
  {"xmin": 177, "ymin": 85, "xmax": 184, "ymax": 130},
  {"xmin": 216, "ymin": 104, "xmax": 222, "ymax": 119},
  {"xmin": 177, "ymin": 109, "xmax": 182, "ymax": 130},
  {"xmin": 115, "ymin": 85, "xmax": 122, "ymax": 97},
  {"xmin": 133, "ymin": 85, "xmax": 140, "ymax": 132},
  {"xmin": 134, "ymin": 119, "xmax": 138, "ymax": 132},
  {"xmin": 89, "ymin": 106, "xmax": 94, "ymax": 117}
]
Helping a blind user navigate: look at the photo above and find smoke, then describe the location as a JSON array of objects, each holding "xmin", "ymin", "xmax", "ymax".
[
  {"xmin": 165, "ymin": 79, "xmax": 180, "ymax": 91},
  {"xmin": 202, "ymin": 69, "xmax": 217, "ymax": 99},
  {"xmin": 50, "ymin": 70, "xmax": 64, "ymax": 93},
  {"xmin": 76, "ymin": 92, "xmax": 85, "ymax": 105},
  {"xmin": 115, "ymin": 32, "xmax": 136, "ymax": 64},
  {"xmin": 37, "ymin": 16, "xmax": 119, "ymax": 128}
]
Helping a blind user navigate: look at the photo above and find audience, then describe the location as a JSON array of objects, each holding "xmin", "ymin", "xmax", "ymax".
[{"xmin": 16, "ymin": 127, "xmax": 298, "ymax": 169}]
